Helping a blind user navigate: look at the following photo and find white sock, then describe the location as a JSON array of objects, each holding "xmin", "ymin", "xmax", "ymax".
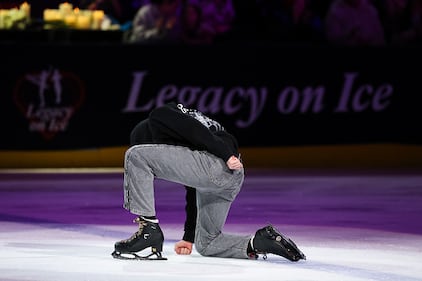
[
  {"xmin": 140, "ymin": 216, "xmax": 159, "ymax": 224},
  {"xmin": 250, "ymin": 235, "xmax": 255, "ymax": 250}
]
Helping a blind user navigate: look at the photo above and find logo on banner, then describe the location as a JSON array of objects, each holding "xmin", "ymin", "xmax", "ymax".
[{"xmin": 13, "ymin": 67, "xmax": 85, "ymax": 140}]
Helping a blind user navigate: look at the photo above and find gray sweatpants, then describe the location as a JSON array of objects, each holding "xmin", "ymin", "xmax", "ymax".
[{"xmin": 123, "ymin": 144, "xmax": 251, "ymax": 259}]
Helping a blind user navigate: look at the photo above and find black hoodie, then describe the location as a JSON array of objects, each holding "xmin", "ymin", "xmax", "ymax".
[{"xmin": 148, "ymin": 102, "xmax": 239, "ymax": 162}]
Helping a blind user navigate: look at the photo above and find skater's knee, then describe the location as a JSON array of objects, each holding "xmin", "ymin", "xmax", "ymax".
[
  {"xmin": 194, "ymin": 236, "xmax": 216, "ymax": 257},
  {"xmin": 194, "ymin": 235, "xmax": 209, "ymax": 256},
  {"xmin": 195, "ymin": 242, "xmax": 211, "ymax": 257}
]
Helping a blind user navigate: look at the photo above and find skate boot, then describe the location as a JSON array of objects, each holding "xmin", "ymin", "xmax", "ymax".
[
  {"xmin": 251, "ymin": 225, "xmax": 306, "ymax": 262},
  {"xmin": 111, "ymin": 216, "xmax": 167, "ymax": 260}
]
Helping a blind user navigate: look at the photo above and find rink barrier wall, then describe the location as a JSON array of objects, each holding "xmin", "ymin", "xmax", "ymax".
[{"xmin": 1, "ymin": 144, "xmax": 421, "ymax": 169}]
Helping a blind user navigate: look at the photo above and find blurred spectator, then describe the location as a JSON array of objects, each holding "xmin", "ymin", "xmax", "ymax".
[
  {"xmin": 199, "ymin": 0, "xmax": 235, "ymax": 42},
  {"xmin": 227, "ymin": 0, "xmax": 262, "ymax": 42},
  {"xmin": 290, "ymin": 0, "xmax": 326, "ymax": 43},
  {"xmin": 374, "ymin": 0, "xmax": 422, "ymax": 45},
  {"xmin": 79, "ymin": 0, "xmax": 139, "ymax": 28},
  {"xmin": 127, "ymin": 0, "xmax": 182, "ymax": 43},
  {"xmin": 325, "ymin": 0, "xmax": 385, "ymax": 46},
  {"xmin": 180, "ymin": 0, "xmax": 213, "ymax": 44},
  {"xmin": 254, "ymin": 0, "xmax": 326, "ymax": 44}
]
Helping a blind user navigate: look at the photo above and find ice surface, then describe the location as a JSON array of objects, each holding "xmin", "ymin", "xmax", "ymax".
[
  {"xmin": 1, "ymin": 222, "xmax": 421, "ymax": 281},
  {"xmin": 1, "ymin": 169, "xmax": 422, "ymax": 281}
]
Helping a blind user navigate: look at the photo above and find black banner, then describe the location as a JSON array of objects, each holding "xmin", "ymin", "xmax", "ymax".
[{"xmin": 1, "ymin": 43, "xmax": 421, "ymax": 150}]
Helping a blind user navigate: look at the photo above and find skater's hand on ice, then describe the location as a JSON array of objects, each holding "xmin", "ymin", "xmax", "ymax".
[
  {"xmin": 174, "ymin": 240, "xmax": 193, "ymax": 255},
  {"xmin": 226, "ymin": 155, "xmax": 243, "ymax": 170}
]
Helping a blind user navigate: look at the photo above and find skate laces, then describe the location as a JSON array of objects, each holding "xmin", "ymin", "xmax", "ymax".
[
  {"xmin": 134, "ymin": 217, "xmax": 148, "ymax": 234},
  {"xmin": 120, "ymin": 218, "xmax": 148, "ymax": 243}
]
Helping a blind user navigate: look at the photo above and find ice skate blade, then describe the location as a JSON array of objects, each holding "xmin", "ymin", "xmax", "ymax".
[{"xmin": 111, "ymin": 251, "xmax": 167, "ymax": 260}]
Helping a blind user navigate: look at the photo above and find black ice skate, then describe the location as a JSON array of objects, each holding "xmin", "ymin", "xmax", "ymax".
[
  {"xmin": 111, "ymin": 217, "xmax": 167, "ymax": 260},
  {"xmin": 251, "ymin": 225, "xmax": 306, "ymax": 262}
]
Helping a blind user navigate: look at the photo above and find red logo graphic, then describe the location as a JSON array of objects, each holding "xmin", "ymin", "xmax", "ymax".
[{"xmin": 13, "ymin": 67, "xmax": 85, "ymax": 140}]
